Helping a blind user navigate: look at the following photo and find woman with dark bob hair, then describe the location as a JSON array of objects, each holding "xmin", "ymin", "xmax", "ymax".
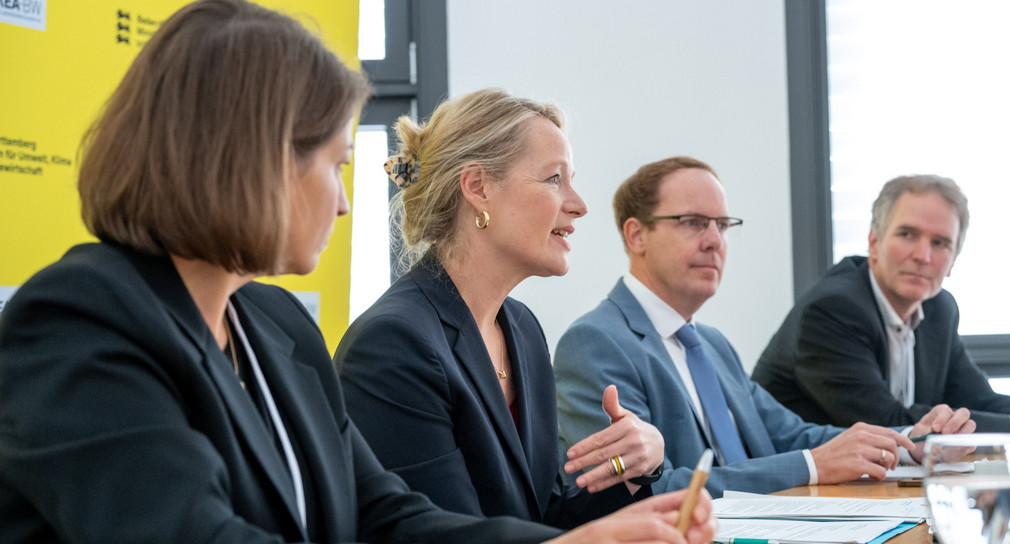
[{"xmin": 0, "ymin": 1, "xmax": 714, "ymax": 543}]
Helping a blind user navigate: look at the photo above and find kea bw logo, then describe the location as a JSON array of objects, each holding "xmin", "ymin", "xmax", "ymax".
[{"xmin": 0, "ymin": 0, "xmax": 46, "ymax": 31}]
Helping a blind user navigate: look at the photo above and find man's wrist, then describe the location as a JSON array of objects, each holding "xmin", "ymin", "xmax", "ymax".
[{"xmin": 802, "ymin": 449, "xmax": 819, "ymax": 485}]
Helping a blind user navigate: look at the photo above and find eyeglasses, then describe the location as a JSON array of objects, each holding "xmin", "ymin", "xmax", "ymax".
[{"xmin": 648, "ymin": 214, "xmax": 744, "ymax": 235}]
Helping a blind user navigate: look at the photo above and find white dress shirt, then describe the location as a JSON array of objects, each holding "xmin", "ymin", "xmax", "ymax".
[{"xmin": 868, "ymin": 269, "xmax": 923, "ymax": 409}]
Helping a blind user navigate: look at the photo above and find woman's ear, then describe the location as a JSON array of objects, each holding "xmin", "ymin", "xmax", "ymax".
[{"xmin": 459, "ymin": 163, "xmax": 489, "ymax": 211}]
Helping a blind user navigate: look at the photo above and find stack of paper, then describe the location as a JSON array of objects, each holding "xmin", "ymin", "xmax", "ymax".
[
  {"xmin": 875, "ymin": 461, "xmax": 974, "ymax": 481},
  {"xmin": 713, "ymin": 492, "xmax": 928, "ymax": 544}
]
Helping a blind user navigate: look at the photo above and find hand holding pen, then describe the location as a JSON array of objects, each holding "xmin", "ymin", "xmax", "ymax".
[
  {"xmin": 678, "ymin": 449, "xmax": 713, "ymax": 534},
  {"xmin": 908, "ymin": 404, "xmax": 975, "ymax": 463},
  {"xmin": 545, "ymin": 480, "xmax": 717, "ymax": 544}
]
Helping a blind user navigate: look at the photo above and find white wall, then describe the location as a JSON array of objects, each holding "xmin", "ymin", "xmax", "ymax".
[{"xmin": 446, "ymin": 0, "xmax": 794, "ymax": 370}]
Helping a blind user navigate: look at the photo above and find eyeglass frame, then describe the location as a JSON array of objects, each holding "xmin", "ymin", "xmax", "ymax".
[{"xmin": 645, "ymin": 214, "xmax": 744, "ymax": 235}]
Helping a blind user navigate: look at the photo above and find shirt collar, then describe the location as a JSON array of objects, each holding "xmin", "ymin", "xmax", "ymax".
[
  {"xmin": 867, "ymin": 267, "xmax": 923, "ymax": 330},
  {"xmin": 623, "ymin": 272, "xmax": 690, "ymax": 338}
]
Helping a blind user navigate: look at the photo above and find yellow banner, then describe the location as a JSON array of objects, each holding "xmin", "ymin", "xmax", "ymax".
[{"xmin": 0, "ymin": 0, "xmax": 360, "ymax": 349}]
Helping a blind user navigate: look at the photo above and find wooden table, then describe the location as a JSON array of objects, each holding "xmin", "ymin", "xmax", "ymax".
[{"xmin": 773, "ymin": 480, "xmax": 930, "ymax": 543}]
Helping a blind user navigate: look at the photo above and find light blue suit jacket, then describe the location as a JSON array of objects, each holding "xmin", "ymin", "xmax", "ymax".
[{"xmin": 554, "ymin": 279, "xmax": 846, "ymax": 497}]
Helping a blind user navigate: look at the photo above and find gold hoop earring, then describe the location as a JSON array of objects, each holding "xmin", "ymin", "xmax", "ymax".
[{"xmin": 475, "ymin": 210, "xmax": 490, "ymax": 229}]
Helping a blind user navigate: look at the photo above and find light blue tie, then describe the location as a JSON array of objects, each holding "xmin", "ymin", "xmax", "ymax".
[{"xmin": 675, "ymin": 324, "xmax": 748, "ymax": 465}]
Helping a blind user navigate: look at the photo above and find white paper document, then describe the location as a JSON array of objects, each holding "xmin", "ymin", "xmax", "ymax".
[
  {"xmin": 874, "ymin": 462, "xmax": 974, "ymax": 480},
  {"xmin": 713, "ymin": 494, "xmax": 929, "ymax": 522},
  {"xmin": 882, "ymin": 465, "xmax": 924, "ymax": 480},
  {"xmin": 715, "ymin": 518, "xmax": 904, "ymax": 543}
]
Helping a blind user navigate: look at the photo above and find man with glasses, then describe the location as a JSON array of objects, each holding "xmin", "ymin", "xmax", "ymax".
[
  {"xmin": 553, "ymin": 157, "xmax": 973, "ymax": 497},
  {"xmin": 753, "ymin": 175, "xmax": 1010, "ymax": 432}
]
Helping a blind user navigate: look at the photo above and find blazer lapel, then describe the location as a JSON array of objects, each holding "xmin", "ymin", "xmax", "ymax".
[
  {"xmin": 234, "ymin": 295, "xmax": 357, "ymax": 538},
  {"xmin": 451, "ymin": 319, "xmax": 540, "ymax": 505},
  {"xmin": 127, "ymin": 251, "xmax": 306, "ymax": 535},
  {"xmin": 498, "ymin": 303, "xmax": 546, "ymax": 516},
  {"xmin": 857, "ymin": 259, "xmax": 892, "ymax": 380},
  {"xmin": 607, "ymin": 279, "xmax": 718, "ymax": 452},
  {"xmin": 412, "ymin": 258, "xmax": 539, "ymax": 508},
  {"xmin": 913, "ymin": 330, "xmax": 940, "ymax": 403},
  {"xmin": 203, "ymin": 345, "xmax": 306, "ymax": 534}
]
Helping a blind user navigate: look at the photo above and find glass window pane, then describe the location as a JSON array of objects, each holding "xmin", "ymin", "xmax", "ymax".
[
  {"xmin": 826, "ymin": 0, "xmax": 1010, "ymax": 335},
  {"xmin": 349, "ymin": 126, "xmax": 391, "ymax": 323},
  {"xmin": 991, "ymin": 378, "xmax": 1010, "ymax": 396},
  {"xmin": 358, "ymin": 0, "xmax": 386, "ymax": 60}
]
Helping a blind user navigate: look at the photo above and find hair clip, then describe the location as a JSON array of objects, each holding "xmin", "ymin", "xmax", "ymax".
[{"xmin": 384, "ymin": 153, "xmax": 420, "ymax": 188}]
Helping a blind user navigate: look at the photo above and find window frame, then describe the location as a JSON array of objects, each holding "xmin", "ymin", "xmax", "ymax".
[
  {"xmin": 359, "ymin": 0, "xmax": 448, "ymax": 281},
  {"xmin": 784, "ymin": 0, "xmax": 1010, "ymax": 373}
]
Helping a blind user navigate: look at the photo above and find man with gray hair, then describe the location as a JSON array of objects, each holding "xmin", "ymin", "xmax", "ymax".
[{"xmin": 753, "ymin": 175, "xmax": 1010, "ymax": 431}]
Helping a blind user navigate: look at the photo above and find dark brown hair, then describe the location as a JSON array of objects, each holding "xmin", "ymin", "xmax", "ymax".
[
  {"xmin": 612, "ymin": 156, "xmax": 718, "ymax": 247},
  {"xmin": 78, "ymin": 0, "xmax": 369, "ymax": 273}
]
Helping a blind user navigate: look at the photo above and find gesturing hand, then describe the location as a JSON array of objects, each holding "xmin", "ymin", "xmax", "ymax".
[{"xmin": 565, "ymin": 385, "xmax": 665, "ymax": 493}]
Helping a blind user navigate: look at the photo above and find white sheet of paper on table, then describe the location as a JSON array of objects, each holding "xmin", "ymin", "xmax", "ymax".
[{"xmin": 715, "ymin": 518, "xmax": 904, "ymax": 543}]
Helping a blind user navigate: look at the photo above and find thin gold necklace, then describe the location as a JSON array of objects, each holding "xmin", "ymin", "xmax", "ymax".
[
  {"xmin": 224, "ymin": 319, "xmax": 246, "ymax": 389},
  {"xmin": 496, "ymin": 329, "xmax": 508, "ymax": 380}
]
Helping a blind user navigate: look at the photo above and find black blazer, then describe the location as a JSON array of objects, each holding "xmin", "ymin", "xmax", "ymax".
[
  {"xmin": 336, "ymin": 254, "xmax": 638, "ymax": 530},
  {"xmin": 753, "ymin": 255, "xmax": 1010, "ymax": 432},
  {"xmin": 0, "ymin": 243, "xmax": 561, "ymax": 544}
]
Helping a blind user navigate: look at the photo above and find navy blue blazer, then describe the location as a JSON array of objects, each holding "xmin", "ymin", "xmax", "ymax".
[
  {"xmin": 336, "ymin": 255, "xmax": 638, "ymax": 530},
  {"xmin": 754, "ymin": 255, "xmax": 1010, "ymax": 432},
  {"xmin": 0, "ymin": 243, "xmax": 560, "ymax": 544},
  {"xmin": 555, "ymin": 279, "xmax": 845, "ymax": 498}
]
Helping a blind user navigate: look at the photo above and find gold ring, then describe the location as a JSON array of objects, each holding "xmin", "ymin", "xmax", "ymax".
[
  {"xmin": 610, "ymin": 455, "xmax": 626, "ymax": 475},
  {"xmin": 880, "ymin": 449, "xmax": 887, "ymax": 463}
]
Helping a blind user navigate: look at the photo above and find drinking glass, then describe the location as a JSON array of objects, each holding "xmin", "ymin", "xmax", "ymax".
[{"xmin": 924, "ymin": 433, "xmax": 1010, "ymax": 544}]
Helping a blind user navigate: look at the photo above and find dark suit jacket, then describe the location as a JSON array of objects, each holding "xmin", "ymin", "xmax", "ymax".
[
  {"xmin": 335, "ymin": 254, "xmax": 638, "ymax": 530},
  {"xmin": 555, "ymin": 279, "xmax": 844, "ymax": 498},
  {"xmin": 0, "ymin": 243, "xmax": 561, "ymax": 544},
  {"xmin": 753, "ymin": 255, "xmax": 1010, "ymax": 432}
]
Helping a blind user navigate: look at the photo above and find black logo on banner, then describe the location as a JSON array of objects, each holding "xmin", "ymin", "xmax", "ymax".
[{"xmin": 116, "ymin": 9, "xmax": 130, "ymax": 45}]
